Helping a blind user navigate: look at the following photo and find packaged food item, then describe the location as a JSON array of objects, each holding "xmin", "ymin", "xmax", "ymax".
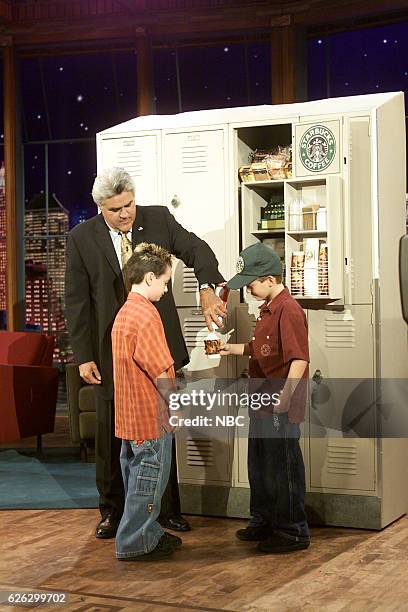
[
  {"xmin": 204, "ymin": 324, "xmax": 222, "ymax": 359},
  {"xmin": 302, "ymin": 204, "xmax": 320, "ymax": 231},
  {"xmin": 245, "ymin": 145, "xmax": 292, "ymax": 181},
  {"xmin": 303, "ymin": 238, "xmax": 319, "ymax": 297},
  {"xmin": 258, "ymin": 201, "xmax": 285, "ymax": 230},
  {"xmin": 239, "ymin": 165, "xmax": 255, "ymax": 183},
  {"xmin": 251, "ymin": 162, "xmax": 270, "ymax": 181},
  {"xmin": 289, "ymin": 200, "xmax": 302, "ymax": 231},
  {"xmin": 318, "ymin": 242, "xmax": 329, "ymax": 295},
  {"xmin": 291, "ymin": 251, "xmax": 305, "ymax": 296}
]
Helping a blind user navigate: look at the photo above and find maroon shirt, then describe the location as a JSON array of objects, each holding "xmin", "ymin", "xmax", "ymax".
[{"xmin": 248, "ymin": 287, "xmax": 309, "ymax": 423}]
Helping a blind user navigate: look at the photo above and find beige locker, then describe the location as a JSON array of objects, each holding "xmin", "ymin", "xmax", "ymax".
[
  {"xmin": 98, "ymin": 133, "xmax": 161, "ymax": 207},
  {"xmin": 163, "ymin": 128, "xmax": 229, "ymax": 306},
  {"xmin": 98, "ymin": 92, "xmax": 408, "ymax": 527},
  {"xmin": 233, "ymin": 304, "xmax": 307, "ymax": 488},
  {"xmin": 175, "ymin": 307, "xmax": 233, "ymax": 485},
  {"xmin": 308, "ymin": 305, "xmax": 376, "ymax": 492}
]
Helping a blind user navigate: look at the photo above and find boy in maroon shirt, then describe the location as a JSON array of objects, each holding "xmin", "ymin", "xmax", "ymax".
[{"xmin": 221, "ymin": 242, "xmax": 310, "ymax": 553}]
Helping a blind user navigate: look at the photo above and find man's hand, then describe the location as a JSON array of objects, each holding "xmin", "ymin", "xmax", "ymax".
[
  {"xmin": 199, "ymin": 288, "xmax": 227, "ymax": 331},
  {"xmin": 79, "ymin": 361, "xmax": 102, "ymax": 385}
]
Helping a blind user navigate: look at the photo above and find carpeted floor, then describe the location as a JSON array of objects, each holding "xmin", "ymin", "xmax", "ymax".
[{"xmin": 0, "ymin": 448, "xmax": 98, "ymax": 510}]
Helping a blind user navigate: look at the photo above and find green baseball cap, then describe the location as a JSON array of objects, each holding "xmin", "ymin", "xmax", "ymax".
[{"xmin": 227, "ymin": 242, "xmax": 282, "ymax": 290}]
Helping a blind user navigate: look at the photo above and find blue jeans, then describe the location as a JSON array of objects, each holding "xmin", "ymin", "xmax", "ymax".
[
  {"xmin": 115, "ymin": 433, "xmax": 172, "ymax": 558},
  {"xmin": 247, "ymin": 416, "xmax": 310, "ymax": 541}
]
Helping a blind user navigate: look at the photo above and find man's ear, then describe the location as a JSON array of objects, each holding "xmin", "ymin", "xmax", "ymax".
[{"xmin": 269, "ymin": 275, "xmax": 277, "ymax": 285}]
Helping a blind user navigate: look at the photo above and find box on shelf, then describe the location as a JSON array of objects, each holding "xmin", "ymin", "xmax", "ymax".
[{"xmin": 290, "ymin": 239, "xmax": 329, "ymax": 297}]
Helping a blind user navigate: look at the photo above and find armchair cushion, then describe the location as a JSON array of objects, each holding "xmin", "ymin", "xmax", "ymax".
[
  {"xmin": 0, "ymin": 332, "xmax": 58, "ymax": 444},
  {"xmin": 0, "ymin": 331, "xmax": 54, "ymax": 366}
]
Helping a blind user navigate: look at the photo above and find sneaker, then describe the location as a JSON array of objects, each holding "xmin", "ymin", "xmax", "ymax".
[
  {"xmin": 163, "ymin": 531, "xmax": 182, "ymax": 548},
  {"xmin": 236, "ymin": 526, "xmax": 271, "ymax": 541},
  {"xmin": 257, "ymin": 532, "xmax": 310, "ymax": 554},
  {"xmin": 117, "ymin": 534, "xmax": 176, "ymax": 562}
]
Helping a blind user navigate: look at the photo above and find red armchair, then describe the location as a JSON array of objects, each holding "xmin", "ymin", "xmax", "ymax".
[{"xmin": 0, "ymin": 331, "xmax": 59, "ymax": 451}]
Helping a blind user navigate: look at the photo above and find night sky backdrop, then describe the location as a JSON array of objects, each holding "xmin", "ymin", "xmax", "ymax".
[
  {"xmin": 4, "ymin": 24, "xmax": 405, "ymax": 228},
  {"xmin": 1, "ymin": 22, "xmax": 408, "ymax": 337}
]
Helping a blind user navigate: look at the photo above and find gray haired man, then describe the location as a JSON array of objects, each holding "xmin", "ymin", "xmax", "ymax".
[{"xmin": 65, "ymin": 167, "xmax": 226, "ymax": 538}]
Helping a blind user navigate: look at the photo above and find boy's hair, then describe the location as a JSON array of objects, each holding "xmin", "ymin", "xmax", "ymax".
[
  {"xmin": 125, "ymin": 242, "xmax": 172, "ymax": 286},
  {"xmin": 257, "ymin": 274, "xmax": 283, "ymax": 284}
]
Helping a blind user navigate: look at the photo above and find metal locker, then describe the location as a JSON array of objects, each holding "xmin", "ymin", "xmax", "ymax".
[
  {"xmin": 98, "ymin": 132, "xmax": 162, "ymax": 207},
  {"xmin": 163, "ymin": 128, "xmax": 229, "ymax": 306},
  {"xmin": 308, "ymin": 305, "xmax": 376, "ymax": 492}
]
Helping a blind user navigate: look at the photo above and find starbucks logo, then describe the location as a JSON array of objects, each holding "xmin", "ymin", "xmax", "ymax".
[
  {"xmin": 236, "ymin": 256, "xmax": 245, "ymax": 273},
  {"xmin": 299, "ymin": 125, "xmax": 336, "ymax": 172}
]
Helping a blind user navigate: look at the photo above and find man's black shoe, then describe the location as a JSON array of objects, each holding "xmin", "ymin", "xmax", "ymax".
[
  {"xmin": 117, "ymin": 535, "xmax": 176, "ymax": 562},
  {"xmin": 159, "ymin": 515, "xmax": 191, "ymax": 532},
  {"xmin": 95, "ymin": 514, "xmax": 119, "ymax": 539},
  {"xmin": 162, "ymin": 531, "xmax": 182, "ymax": 548},
  {"xmin": 257, "ymin": 532, "xmax": 310, "ymax": 554},
  {"xmin": 236, "ymin": 526, "xmax": 271, "ymax": 541}
]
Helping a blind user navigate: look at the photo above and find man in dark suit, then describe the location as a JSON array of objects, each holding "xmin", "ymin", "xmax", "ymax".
[{"xmin": 65, "ymin": 166, "xmax": 225, "ymax": 538}]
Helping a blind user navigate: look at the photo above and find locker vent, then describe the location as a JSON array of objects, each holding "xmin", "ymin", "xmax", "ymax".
[
  {"xmin": 325, "ymin": 318, "xmax": 355, "ymax": 348},
  {"xmin": 183, "ymin": 267, "xmax": 197, "ymax": 293},
  {"xmin": 183, "ymin": 317, "xmax": 207, "ymax": 349},
  {"xmin": 182, "ymin": 145, "xmax": 207, "ymax": 174},
  {"xmin": 326, "ymin": 443, "xmax": 357, "ymax": 475},
  {"xmin": 186, "ymin": 438, "xmax": 214, "ymax": 467},
  {"xmin": 116, "ymin": 149, "xmax": 143, "ymax": 177}
]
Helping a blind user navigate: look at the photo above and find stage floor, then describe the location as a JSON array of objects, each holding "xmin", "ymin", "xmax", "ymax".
[{"xmin": 1, "ymin": 511, "xmax": 407, "ymax": 611}]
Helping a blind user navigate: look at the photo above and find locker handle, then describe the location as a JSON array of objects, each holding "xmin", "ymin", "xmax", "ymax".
[
  {"xmin": 171, "ymin": 194, "xmax": 181, "ymax": 208},
  {"xmin": 312, "ymin": 369, "xmax": 323, "ymax": 384}
]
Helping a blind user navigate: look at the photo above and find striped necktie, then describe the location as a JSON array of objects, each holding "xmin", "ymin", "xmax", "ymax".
[{"xmin": 120, "ymin": 232, "xmax": 132, "ymax": 290}]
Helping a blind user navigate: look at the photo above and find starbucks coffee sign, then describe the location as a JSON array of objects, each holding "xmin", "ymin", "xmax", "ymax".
[{"xmin": 295, "ymin": 120, "xmax": 340, "ymax": 176}]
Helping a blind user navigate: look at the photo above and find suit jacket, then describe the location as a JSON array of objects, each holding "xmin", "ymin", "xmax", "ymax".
[{"xmin": 65, "ymin": 205, "xmax": 224, "ymax": 400}]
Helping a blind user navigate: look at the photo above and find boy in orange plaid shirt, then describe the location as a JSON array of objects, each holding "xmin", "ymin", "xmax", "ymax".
[{"xmin": 112, "ymin": 243, "xmax": 180, "ymax": 561}]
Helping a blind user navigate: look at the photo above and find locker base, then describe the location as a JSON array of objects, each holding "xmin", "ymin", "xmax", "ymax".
[{"xmin": 179, "ymin": 484, "xmax": 404, "ymax": 530}]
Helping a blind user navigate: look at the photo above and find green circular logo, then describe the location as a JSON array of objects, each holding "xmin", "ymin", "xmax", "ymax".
[{"xmin": 299, "ymin": 125, "xmax": 336, "ymax": 172}]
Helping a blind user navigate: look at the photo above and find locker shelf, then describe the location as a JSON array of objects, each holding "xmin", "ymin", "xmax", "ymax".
[
  {"xmin": 242, "ymin": 180, "xmax": 285, "ymax": 188},
  {"xmin": 287, "ymin": 230, "xmax": 327, "ymax": 237},
  {"xmin": 251, "ymin": 229, "xmax": 285, "ymax": 236}
]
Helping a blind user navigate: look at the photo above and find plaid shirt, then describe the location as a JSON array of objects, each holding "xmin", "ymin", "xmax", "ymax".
[{"xmin": 112, "ymin": 292, "xmax": 175, "ymax": 440}]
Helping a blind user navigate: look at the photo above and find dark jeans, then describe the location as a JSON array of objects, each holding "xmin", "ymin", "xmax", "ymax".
[
  {"xmin": 247, "ymin": 415, "xmax": 310, "ymax": 541},
  {"xmin": 94, "ymin": 393, "xmax": 181, "ymax": 521}
]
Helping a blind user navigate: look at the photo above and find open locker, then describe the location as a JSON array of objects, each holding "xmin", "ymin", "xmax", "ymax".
[{"xmin": 97, "ymin": 92, "xmax": 408, "ymax": 528}]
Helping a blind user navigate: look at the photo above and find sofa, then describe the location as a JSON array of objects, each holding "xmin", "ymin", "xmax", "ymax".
[{"xmin": 0, "ymin": 331, "xmax": 58, "ymax": 451}]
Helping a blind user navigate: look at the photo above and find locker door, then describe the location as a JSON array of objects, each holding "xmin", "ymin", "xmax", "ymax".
[
  {"xmin": 343, "ymin": 116, "xmax": 372, "ymax": 305},
  {"xmin": 163, "ymin": 129, "xmax": 228, "ymax": 306},
  {"xmin": 176, "ymin": 309, "xmax": 232, "ymax": 485},
  {"xmin": 99, "ymin": 133, "xmax": 161, "ymax": 207},
  {"xmin": 294, "ymin": 117, "xmax": 342, "ymax": 178},
  {"xmin": 233, "ymin": 304, "xmax": 307, "ymax": 488},
  {"xmin": 308, "ymin": 306, "xmax": 376, "ymax": 492}
]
